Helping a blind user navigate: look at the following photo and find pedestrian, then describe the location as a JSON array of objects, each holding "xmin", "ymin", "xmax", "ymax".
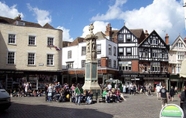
[
  {"xmin": 159, "ymin": 83, "xmax": 169, "ymax": 108},
  {"xmin": 169, "ymin": 86, "xmax": 175, "ymax": 101},
  {"xmin": 180, "ymin": 86, "xmax": 186, "ymax": 117},
  {"xmin": 75, "ymin": 84, "xmax": 82, "ymax": 105},
  {"xmin": 156, "ymin": 84, "xmax": 161, "ymax": 99}
]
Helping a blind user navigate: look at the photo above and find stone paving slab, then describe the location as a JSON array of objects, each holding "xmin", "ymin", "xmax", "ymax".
[{"xmin": 0, "ymin": 93, "xmax": 181, "ymax": 118}]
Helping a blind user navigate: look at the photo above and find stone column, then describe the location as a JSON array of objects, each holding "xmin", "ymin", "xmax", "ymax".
[{"xmin": 82, "ymin": 23, "xmax": 101, "ymax": 100}]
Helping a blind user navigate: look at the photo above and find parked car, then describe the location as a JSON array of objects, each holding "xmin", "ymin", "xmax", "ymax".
[{"xmin": 0, "ymin": 82, "xmax": 11, "ymax": 111}]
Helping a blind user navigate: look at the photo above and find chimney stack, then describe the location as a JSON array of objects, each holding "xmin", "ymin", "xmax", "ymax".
[
  {"xmin": 184, "ymin": 37, "xmax": 186, "ymax": 43},
  {"xmin": 105, "ymin": 23, "xmax": 112, "ymax": 40},
  {"xmin": 144, "ymin": 30, "xmax": 149, "ymax": 38},
  {"xmin": 165, "ymin": 34, "xmax": 169, "ymax": 45}
]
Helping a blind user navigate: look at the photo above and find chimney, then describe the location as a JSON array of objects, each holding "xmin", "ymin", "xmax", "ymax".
[
  {"xmin": 105, "ymin": 23, "xmax": 112, "ymax": 40},
  {"xmin": 165, "ymin": 34, "xmax": 169, "ymax": 45},
  {"xmin": 144, "ymin": 30, "xmax": 149, "ymax": 38},
  {"xmin": 184, "ymin": 37, "xmax": 186, "ymax": 43},
  {"xmin": 14, "ymin": 14, "xmax": 21, "ymax": 21}
]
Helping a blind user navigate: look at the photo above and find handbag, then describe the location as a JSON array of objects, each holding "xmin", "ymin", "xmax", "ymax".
[{"xmin": 48, "ymin": 92, "xmax": 52, "ymax": 96}]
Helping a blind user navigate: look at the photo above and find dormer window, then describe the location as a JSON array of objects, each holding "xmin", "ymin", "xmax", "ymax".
[{"xmin": 15, "ymin": 21, "xmax": 25, "ymax": 26}]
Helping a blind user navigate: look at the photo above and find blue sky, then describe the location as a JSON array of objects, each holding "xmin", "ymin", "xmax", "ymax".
[{"xmin": 0, "ymin": 0, "xmax": 185, "ymax": 44}]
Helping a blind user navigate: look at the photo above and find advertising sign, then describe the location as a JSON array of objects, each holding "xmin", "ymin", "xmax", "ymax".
[{"xmin": 159, "ymin": 104, "xmax": 184, "ymax": 118}]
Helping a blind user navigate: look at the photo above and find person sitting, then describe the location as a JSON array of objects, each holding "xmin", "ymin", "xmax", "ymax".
[
  {"xmin": 115, "ymin": 88, "xmax": 122, "ymax": 102},
  {"xmin": 102, "ymin": 88, "xmax": 108, "ymax": 102},
  {"xmin": 86, "ymin": 90, "xmax": 93, "ymax": 104}
]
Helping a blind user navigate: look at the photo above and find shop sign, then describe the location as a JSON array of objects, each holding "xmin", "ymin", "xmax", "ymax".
[{"xmin": 160, "ymin": 104, "xmax": 183, "ymax": 118}]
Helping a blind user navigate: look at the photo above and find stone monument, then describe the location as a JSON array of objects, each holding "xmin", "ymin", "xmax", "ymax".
[{"xmin": 82, "ymin": 23, "xmax": 101, "ymax": 98}]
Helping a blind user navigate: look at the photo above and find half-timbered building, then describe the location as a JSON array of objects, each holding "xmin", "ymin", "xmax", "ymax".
[
  {"xmin": 138, "ymin": 31, "xmax": 170, "ymax": 89},
  {"xmin": 117, "ymin": 25, "xmax": 145, "ymax": 85}
]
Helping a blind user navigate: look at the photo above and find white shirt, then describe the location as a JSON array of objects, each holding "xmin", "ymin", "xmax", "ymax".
[{"xmin": 107, "ymin": 84, "xmax": 112, "ymax": 90}]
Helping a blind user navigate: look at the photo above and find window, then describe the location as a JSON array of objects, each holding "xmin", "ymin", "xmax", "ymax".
[
  {"xmin": 82, "ymin": 46, "xmax": 86, "ymax": 55},
  {"xmin": 7, "ymin": 52, "xmax": 15, "ymax": 64},
  {"xmin": 97, "ymin": 44, "xmax": 101, "ymax": 54},
  {"xmin": 66, "ymin": 62, "xmax": 73, "ymax": 68},
  {"xmin": 81, "ymin": 60, "xmax": 85, "ymax": 68},
  {"xmin": 47, "ymin": 54, "xmax": 54, "ymax": 66},
  {"xmin": 118, "ymin": 34, "xmax": 123, "ymax": 42},
  {"xmin": 178, "ymin": 64, "xmax": 181, "ymax": 73},
  {"xmin": 97, "ymin": 59, "xmax": 101, "ymax": 67},
  {"xmin": 114, "ymin": 46, "xmax": 116, "ymax": 56},
  {"xmin": 8, "ymin": 34, "xmax": 16, "ymax": 44},
  {"xmin": 119, "ymin": 48, "xmax": 123, "ymax": 56},
  {"xmin": 47, "ymin": 37, "xmax": 54, "ymax": 46},
  {"xmin": 178, "ymin": 52, "xmax": 185, "ymax": 60},
  {"xmin": 126, "ymin": 34, "xmax": 131, "ymax": 42},
  {"xmin": 126, "ymin": 47, "xmax": 132, "ymax": 56},
  {"xmin": 28, "ymin": 36, "xmax": 36, "ymax": 45},
  {"xmin": 68, "ymin": 50, "xmax": 72, "ymax": 59},
  {"xmin": 108, "ymin": 45, "xmax": 112, "ymax": 55},
  {"xmin": 108, "ymin": 59, "xmax": 111, "ymax": 67},
  {"xmin": 114, "ymin": 60, "xmax": 116, "ymax": 68},
  {"xmin": 150, "ymin": 62, "xmax": 160, "ymax": 72},
  {"xmin": 119, "ymin": 61, "xmax": 131, "ymax": 71},
  {"xmin": 28, "ymin": 53, "xmax": 35, "ymax": 65}
]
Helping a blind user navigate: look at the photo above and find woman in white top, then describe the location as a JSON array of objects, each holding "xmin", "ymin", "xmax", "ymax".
[{"xmin": 47, "ymin": 84, "xmax": 53, "ymax": 102}]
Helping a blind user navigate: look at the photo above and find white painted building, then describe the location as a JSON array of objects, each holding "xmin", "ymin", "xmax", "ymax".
[
  {"xmin": 169, "ymin": 35, "xmax": 186, "ymax": 89},
  {"xmin": 62, "ymin": 31, "xmax": 118, "ymax": 84}
]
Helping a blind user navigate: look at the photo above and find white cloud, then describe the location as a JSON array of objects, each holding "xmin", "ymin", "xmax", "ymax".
[
  {"xmin": 57, "ymin": 26, "xmax": 73, "ymax": 42},
  {"xmin": 81, "ymin": 21, "xmax": 118, "ymax": 37},
  {"xmin": 91, "ymin": 0, "xmax": 185, "ymax": 43},
  {"xmin": 0, "ymin": 2, "xmax": 24, "ymax": 19},
  {"xmin": 27, "ymin": 3, "xmax": 51, "ymax": 26},
  {"xmin": 91, "ymin": 0, "xmax": 127, "ymax": 21}
]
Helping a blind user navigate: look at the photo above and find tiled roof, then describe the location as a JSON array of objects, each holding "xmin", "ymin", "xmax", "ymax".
[
  {"xmin": 0, "ymin": 15, "xmax": 55, "ymax": 29},
  {"xmin": 43, "ymin": 23, "xmax": 54, "ymax": 29},
  {"xmin": 63, "ymin": 41, "xmax": 72, "ymax": 47},
  {"xmin": 130, "ymin": 29, "xmax": 146, "ymax": 44},
  {"xmin": 95, "ymin": 31, "xmax": 107, "ymax": 39},
  {"xmin": 69, "ymin": 37, "xmax": 85, "ymax": 46}
]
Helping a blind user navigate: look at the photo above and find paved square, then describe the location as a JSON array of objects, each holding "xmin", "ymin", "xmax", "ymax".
[{"xmin": 0, "ymin": 93, "xmax": 181, "ymax": 118}]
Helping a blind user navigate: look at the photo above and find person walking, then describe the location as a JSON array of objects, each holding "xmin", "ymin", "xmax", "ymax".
[
  {"xmin": 159, "ymin": 83, "xmax": 169, "ymax": 108},
  {"xmin": 169, "ymin": 86, "xmax": 175, "ymax": 101},
  {"xmin": 75, "ymin": 84, "xmax": 82, "ymax": 105},
  {"xmin": 180, "ymin": 86, "xmax": 186, "ymax": 117}
]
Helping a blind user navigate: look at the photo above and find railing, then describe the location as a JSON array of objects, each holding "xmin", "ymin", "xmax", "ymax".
[{"xmin": 118, "ymin": 55, "xmax": 138, "ymax": 59}]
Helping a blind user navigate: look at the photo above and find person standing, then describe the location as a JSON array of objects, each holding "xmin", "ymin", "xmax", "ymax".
[
  {"xmin": 169, "ymin": 86, "xmax": 175, "ymax": 101},
  {"xmin": 159, "ymin": 83, "xmax": 169, "ymax": 108},
  {"xmin": 75, "ymin": 84, "xmax": 82, "ymax": 105},
  {"xmin": 156, "ymin": 84, "xmax": 161, "ymax": 99},
  {"xmin": 122, "ymin": 84, "xmax": 126, "ymax": 93},
  {"xmin": 180, "ymin": 86, "xmax": 186, "ymax": 117}
]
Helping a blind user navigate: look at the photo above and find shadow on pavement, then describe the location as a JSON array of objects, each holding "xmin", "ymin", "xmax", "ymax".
[{"xmin": 0, "ymin": 102, "xmax": 113, "ymax": 118}]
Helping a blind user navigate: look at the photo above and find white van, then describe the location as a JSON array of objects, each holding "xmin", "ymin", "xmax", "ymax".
[{"xmin": 0, "ymin": 82, "xmax": 11, "ymax": 111}]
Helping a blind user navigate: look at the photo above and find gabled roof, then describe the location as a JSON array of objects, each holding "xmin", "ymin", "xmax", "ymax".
[
  {"xmin": 43, "ymin": 23, "xmax": 54, "ymax": 29},
  {"xmin": 138, "ymin": 30, "xmax": 169, "ymax": 49},
  {"xmin": 170, "ymin": 35, "xmax": 186, "ymax": 50},
  {"xmin": 95, "ymin": 31, "xmax": 107, "ymax": 39},
  {"xmin": 69, "ymin": 37, "xmax": 85, "ymax": 46},
  {"xmin": 117, "ymin": 25, "xmax": 146, "ymax": 44},
  {"xmin": 130, "ymin": 29, "xmax": 146, "ymax": 44}
]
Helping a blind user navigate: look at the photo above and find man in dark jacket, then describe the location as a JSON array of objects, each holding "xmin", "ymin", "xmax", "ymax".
[{"xmin": 180, "ymin": 86, "xmax": 186, "ymax": 118}]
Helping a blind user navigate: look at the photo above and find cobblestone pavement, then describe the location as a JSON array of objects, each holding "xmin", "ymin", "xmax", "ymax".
[{"xmin": 0, "ymin": 93, "xmax": 181, "ymax": 118}]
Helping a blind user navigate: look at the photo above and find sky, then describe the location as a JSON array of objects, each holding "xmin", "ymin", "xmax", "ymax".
[{"xmin": 0, "ymin": 0, "xmax": 186, "ymax": 44}]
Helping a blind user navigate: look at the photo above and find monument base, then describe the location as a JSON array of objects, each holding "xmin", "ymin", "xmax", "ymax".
[{"xmin": 82, "ymin": 81, "xmax": 101, "ymax": 102}]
